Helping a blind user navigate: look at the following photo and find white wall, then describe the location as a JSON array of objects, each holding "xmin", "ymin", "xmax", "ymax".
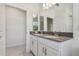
[{"xmin": 72, "ymin": 3, "xmax": 79, "ymax": 56}]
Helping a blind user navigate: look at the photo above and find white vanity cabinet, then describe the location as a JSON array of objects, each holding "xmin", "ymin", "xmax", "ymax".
[
  {"xmin": 38, "ymin": 42, "xmax": 45, "ymax": 56},
  {"xmin": 38, "ymin": 37, "xmax": 60, "ymax": 56},
  {"xmin": 30, "ymin": 35, "xmax": 72, "ymax": 56},
  {"xmin": 38, "ymin": 42, "xmax": 60, "ymax": 56},
  {"xmin": 30, "ymin": 35, "xmax": 38, "ymax": 56},
  {"xmin": 45, "ymin": 46, "xmax": 59, "ymax": 56}
]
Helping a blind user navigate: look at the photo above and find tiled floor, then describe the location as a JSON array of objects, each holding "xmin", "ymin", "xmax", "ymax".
[{"xmin": 6, "ymin": 45, "xmax": 33, "ymax": 56}]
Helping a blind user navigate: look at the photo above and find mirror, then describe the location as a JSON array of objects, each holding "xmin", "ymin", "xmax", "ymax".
[
  {"xmin": 53, "ymin": 3, "xmax": 73, "ymax": 32},
  {"xmin": 32, "ymin": 3, "xmax": 73, "ymax": 33},
  {"xmin": 39, "ymin": 3, "xmax": 73, "ymax": 32},
  {"xmin": 47, "ymin": 17, "xmax": 53, "ymax": 32},
  {"xmin": 40, "ymin": 16, "xmax": 44, "ymax": 31},
  {"xmin": 33, "ymin": 15, "xmax": 38, "ymax": 31}
]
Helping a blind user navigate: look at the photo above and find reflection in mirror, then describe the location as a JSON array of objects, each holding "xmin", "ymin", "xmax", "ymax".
[
  {"xmin": 40, "ymin": 16, "xmax": 44, "ymax": 31},
  {"xmin": 54, "ymin": 3, "xmax": 73, "ymax": 32},
  {"xmin": 47, "ymin": 17, "xmax": 53, "ymax": 32},
  {"xmin": 33, "ymin": 15, "xmax": 38, "ymax": 31}
]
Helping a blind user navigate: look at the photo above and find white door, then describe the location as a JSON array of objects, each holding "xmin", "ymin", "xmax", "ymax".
[
  {"xmin": 6, "ymin": 6, "xmax": 26, "ymax": 50},
  {"xmin": 0, "ymin": 4, "xmax": 6, "ymax": 56}
]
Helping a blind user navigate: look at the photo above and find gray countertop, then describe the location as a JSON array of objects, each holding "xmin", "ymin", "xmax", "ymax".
[{"xmin": 30, "ymin": 33, "xmax": 72, "ymax": 42}]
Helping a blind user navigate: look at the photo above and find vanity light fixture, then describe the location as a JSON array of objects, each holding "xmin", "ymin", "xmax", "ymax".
[
  {"xmin": 33, "ymin": 13, "xmax": 37, "ymax": 18},
  {"xmin": 43, "ymin": 3, "xmax": 53, "ymax": 9},
  {"xmin": 43, "ymin": 3, "xmax": 59, "ymax": 9}
]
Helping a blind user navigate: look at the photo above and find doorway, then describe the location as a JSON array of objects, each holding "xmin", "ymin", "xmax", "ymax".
[{"xmin": 5, "ymin": 5, "xmax": 26, "ymax": 56}]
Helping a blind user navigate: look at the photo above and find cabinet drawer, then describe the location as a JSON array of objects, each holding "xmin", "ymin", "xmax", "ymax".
[
  {"xmin": 38, "ymin": 37, "xmax": 60, "ymax": 50},
  {"xmin": 44, "ymin": 39, "xmax": 60, "ymax": 50},
  {"xmin": 30, "ymin": 35, "xmax": 37, "ymax": 41},
  {"xmin": 38, "ymin": 37, "xmax": 45, "ymax": 43}
]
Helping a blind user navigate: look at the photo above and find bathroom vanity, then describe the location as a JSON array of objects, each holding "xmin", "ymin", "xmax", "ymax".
[
  {"xmin": 30, "ymin": 32, "xmax": 73, "ymax": 56},
  {"xmin": 31, "ymin": 3, "xmax": 73, "ymax": 56}
]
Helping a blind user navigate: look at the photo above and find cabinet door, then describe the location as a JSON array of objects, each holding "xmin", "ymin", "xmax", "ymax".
[
  {"xmin": 38, "ymin": 42, "xmax": 45, "ymax": 56},
  {"xmin": 45, "ymin": 46, "xmax": 59, "ymax": 56},
  {"xmin": 31, "ymin": 39, "xmax": 38, "ymax": 56}
]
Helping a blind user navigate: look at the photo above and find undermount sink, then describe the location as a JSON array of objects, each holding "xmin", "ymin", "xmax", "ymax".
[
  {"xmin": 44, "ymin": 36, "xmax": 60, "ymax": 38},
  {"xmin": 34, "ymin": 34, "xmax": 64, "ymax": 39},
  {"xmin": 43, "ymin": 35, "xmax": 64, "ymax": 39}
]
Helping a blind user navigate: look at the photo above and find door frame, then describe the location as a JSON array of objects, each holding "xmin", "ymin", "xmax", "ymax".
[{"xmin": 4, "ymin": 4, "xmax": 27, "ymax": 56}]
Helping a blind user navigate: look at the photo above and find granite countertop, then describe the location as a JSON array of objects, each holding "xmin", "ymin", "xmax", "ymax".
[{"xmin": 30, "ymin": 33, "xmax": 72, "ymax": 42}]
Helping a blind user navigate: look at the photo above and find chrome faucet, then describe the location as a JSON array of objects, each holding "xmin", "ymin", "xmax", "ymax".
[
  {"xmin": 40, "ymin": 31, "xmax": 43, "ymax": 34},
  {"xmin": 54, "ymin": 31, "xmax": 58, "ymax": 36}
]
